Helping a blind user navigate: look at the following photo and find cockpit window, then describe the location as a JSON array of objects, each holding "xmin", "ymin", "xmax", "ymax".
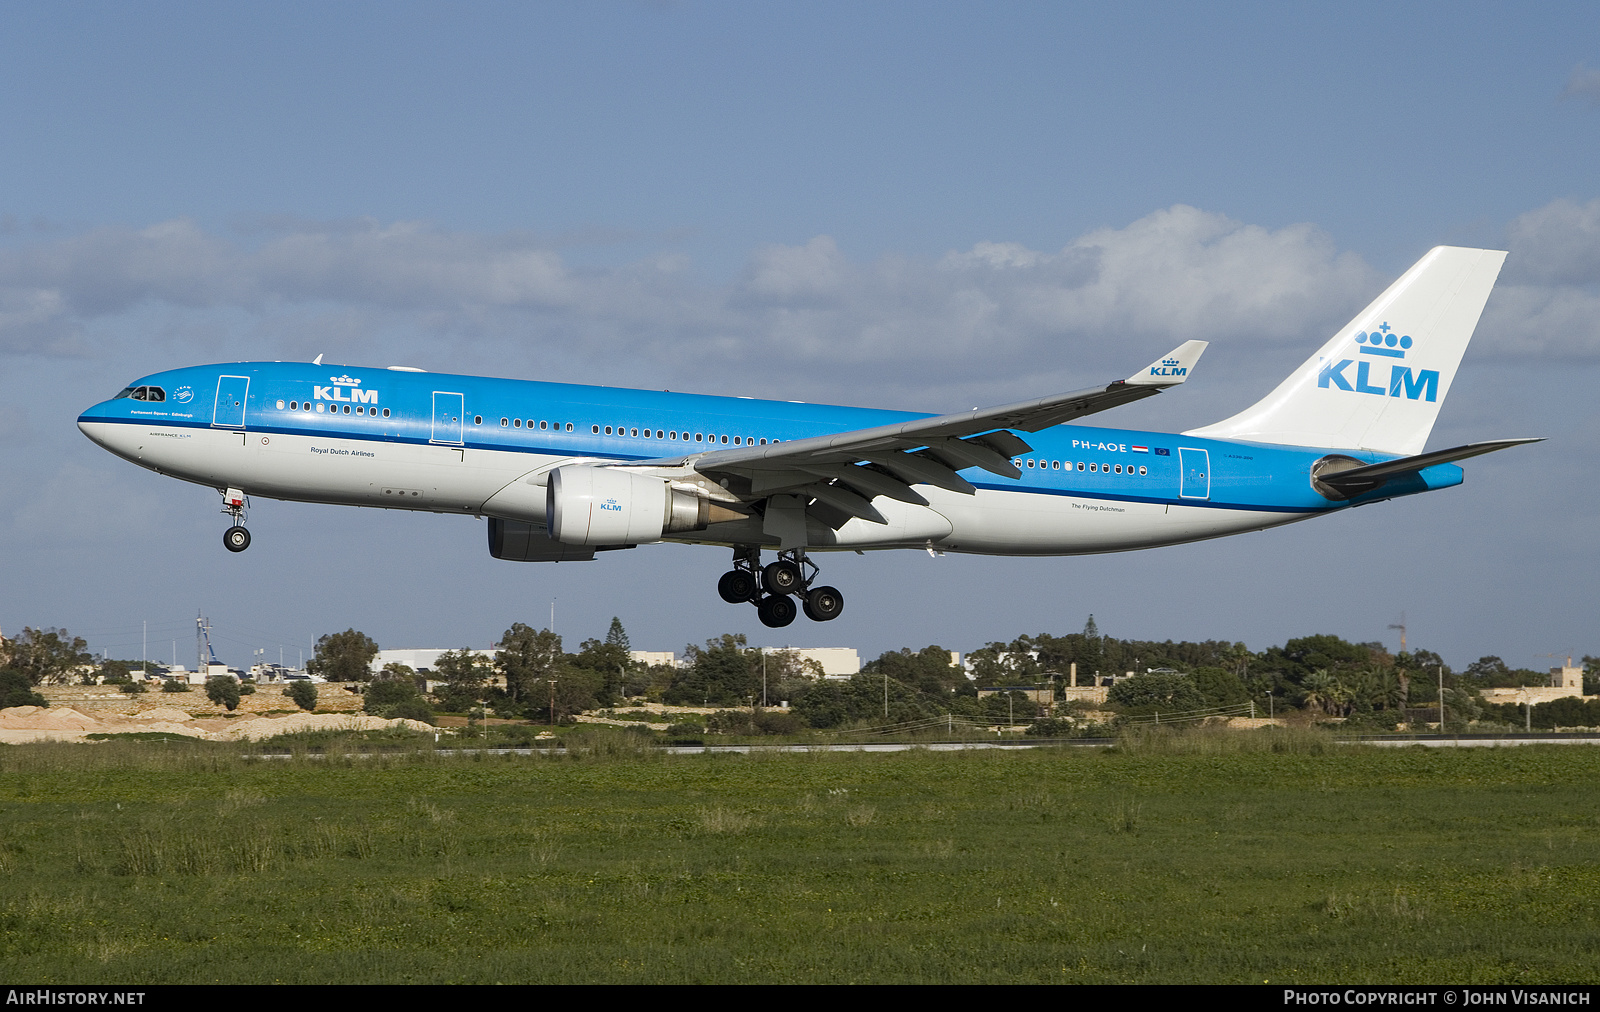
[
  {"xmin": 144, "ymin": 386, "xmax": 165, "ymax": 402},
  {"xmin": 113, "ymin": 387, "xmax": 135, "ymax": 399},
  {"xmin": 121, "ymin": 386, "xmax": 167, "ymax": 402}
]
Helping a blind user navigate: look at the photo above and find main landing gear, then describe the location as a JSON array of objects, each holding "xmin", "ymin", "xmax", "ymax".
[
  {"xmin": 220, "ymin": 487, "xmax": 251, "ymax": 553},
  {"xmin": 717, "ymin": 546, "xmax": 843, "ymax": 628}
]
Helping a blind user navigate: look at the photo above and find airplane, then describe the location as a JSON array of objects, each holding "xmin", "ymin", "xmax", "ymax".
[{"xmin": 78, "ymin": 245, "xmax": 1539, "ymax": 628}]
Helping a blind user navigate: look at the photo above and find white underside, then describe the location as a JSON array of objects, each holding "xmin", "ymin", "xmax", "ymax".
[{"xmin": 83, "ymin": 422, "xmax": 1310, "ymax": 556}]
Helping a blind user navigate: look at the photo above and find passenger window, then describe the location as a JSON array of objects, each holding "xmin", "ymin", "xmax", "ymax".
[
  {"xmin": 720, "ymin": 435, "xmax": 728, "ymax": 443},
  {"xmin": 1027, "ymin": 459, "xmax": 1035, "ymax": 468},
  {"xmin": 656, "ymin": 430, "xmax": 664, "ymax": 438},
  {"xmin": 605, "ymin": 426, "xmax": 613, "ymax": 435},
  {"xmin": 631, "ymin": 428, "xmax": 639, "ymax": 437},
  {"xmin": 759, "ymin": 438, "xmax": 767, "ymax": 445},
  {"xmin": 565, "ymin": 423, "xmax": 572, "ymax": 432},
  {"xmin": 1115, "ymin": 464, "xmax": 1122, "ymax": 473},
  {"xmin": 1076, "ymin": 462, "xmax": 1084, "ymax": 471},
  {"xmin": 474, "ymin": 416, "xmax": 482, "ymax": 425},
  {"xmin": 695, "ymin": 433, "xmax": 703, "ymax": 442},
  {"xmin": 514, "ymin": 419, "xmax": 522, "ymax": 428},
  {"xmin": 1139, "ymin": 466, "xmax": 1147, "ymax": 475},
  {"xmin": 382, "ymin": 408, "xmax": 390, "ymax": 417},
  {"xmin": 343, "ymin": 405, "xmax": 351, "ymax": 414},
  {"xmin": 316, "ymin": 403, "xmax": 325, "ymax": 413},
  {"xmin": 500, "ymin": 418, "xmax": 508, "ymax": 427},
  {"xmin": 1090, "ymin": 463, "xmax": 1097, "ymax": 472}
]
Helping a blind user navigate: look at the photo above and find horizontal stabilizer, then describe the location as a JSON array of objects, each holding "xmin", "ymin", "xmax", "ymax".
[{"xmin": 1315, "ymin": 438, "xmax": 1543, "ymax": 498}]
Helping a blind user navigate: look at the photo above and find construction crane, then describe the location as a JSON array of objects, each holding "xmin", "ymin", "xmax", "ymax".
[{"xmin": 1388, "ymin": 612, "xmax": 1406, "ymax": 654}]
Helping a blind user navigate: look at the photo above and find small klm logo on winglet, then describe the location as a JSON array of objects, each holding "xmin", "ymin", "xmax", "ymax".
[{"xmin": 1148, "ymin": 357, "xmax": 1187, "ymax": 378}]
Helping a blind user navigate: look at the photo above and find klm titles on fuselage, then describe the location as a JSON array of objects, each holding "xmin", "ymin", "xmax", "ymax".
[
  {"xmin": 312, "ymin": 375, "xmax": 378, "ymax": 405},
  {"xmin": 1317, "ymin": 324, "xmax": 1439, "ymax": 402}
]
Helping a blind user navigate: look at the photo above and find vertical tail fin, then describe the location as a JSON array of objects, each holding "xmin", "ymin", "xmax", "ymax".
[{"xmin": 1185, "ymin": 246, "xmax": 1506, "ymax": 455}]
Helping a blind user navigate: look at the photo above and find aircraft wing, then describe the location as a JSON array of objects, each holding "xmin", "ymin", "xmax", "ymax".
[{"xmin": 641, "ymin": 340, "xmax": 1206, "ymax": 527}]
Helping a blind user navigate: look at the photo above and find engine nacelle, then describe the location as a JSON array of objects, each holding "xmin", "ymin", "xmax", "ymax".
[{"xmin": 547, "ymin": 466, "xmax": 733, "ymax": 545}]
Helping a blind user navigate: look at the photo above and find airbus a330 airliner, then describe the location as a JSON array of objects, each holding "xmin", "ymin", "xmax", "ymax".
[{"xmin": 79, "ymin": 246, "xmax": 1538, "ymax": 627}]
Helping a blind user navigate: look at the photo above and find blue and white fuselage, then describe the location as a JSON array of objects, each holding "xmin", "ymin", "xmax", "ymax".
[
  {"xmin": 76, "ymin": 246, "xmax": 1537, "ymax": 626},
  {"xmin": 76, "ymin": 361, "xmax": 1457, "ymax": 552}
]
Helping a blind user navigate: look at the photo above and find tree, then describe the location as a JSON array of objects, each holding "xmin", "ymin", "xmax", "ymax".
[
  {"xmin": 863, "ymin": 646, "xmax": 963, "ymax": 695},
  {"xmin": 365, "ymin": 678, "xmax": 435, "ymax": 724},
  {"xmin": 306, "ymin": 629, "xmax": 379, "ymax": 683},
  {"xmin": 9, "ymin": 627, "xmax": 91, "ymax": 686},
  {"xmin": 287, "ymin": 680, "xmax": 317, "ymax": 711},
  {"xmin": 98, "ymin": 659, "xmax": 133, "ymax": 685},
  {"xmin": 573, "ymin": 636, "xmax": 629, "ymax": 706},
  {"xmin": 432, "ymin": 648, "xmax": 491, "ymax": 712},
  {"xmin": 205, "ymin": 676, "xmax": 241, "ymax": 711},
  {"xmin": 495, "ymin": 624, "xmax": 564, "ymax": 703},
  {"xmin": 1107, "ymin": 672, "xmax": 1206, "ymax": 716},
  {"xmin": 605, "ymin": 617, "xmax": 630, "ymax": 652},
  {"xmin": 1191, "ymin": 666, "xmax": 1250, "ymax": 707},
  {"xmin": 665, "ymin": 634, "xmax": 758, "ymax": 706},
  {"xmin": 0, "ymin": 670, "xmax": 48, "ymax": 708}
]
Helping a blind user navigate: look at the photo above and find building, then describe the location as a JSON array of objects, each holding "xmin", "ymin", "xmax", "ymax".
[
  {"xmin": 370, "ymin": 648, "xmax": 496, "ymax": 677},
  {"xmin": 763, "ymin": 647, "xmax": 860, "ymax": 677},
  {"xmin": 629, "ymin": 650, "xmax": 678, "ymax": 668},
  {"xmin": 1480, "ymin": 664, "xmax": 1589, "ymax": 708}
]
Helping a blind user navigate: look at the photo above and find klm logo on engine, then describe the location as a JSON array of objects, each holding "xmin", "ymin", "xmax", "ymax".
[
  {"xmin": 313, "ymin": 375, "xmax": 378, "ymax": 405},
  {"xmin": 1148, "ymin": 357, "xmax": 1187, "ymax": 378},
  {"xmin": 600, "ymin": 498, "xmax": 622, "ymax": 512},
  {"xmin": 1317, "ymin": 323, "xmax": 1438, "ymax": 402}
]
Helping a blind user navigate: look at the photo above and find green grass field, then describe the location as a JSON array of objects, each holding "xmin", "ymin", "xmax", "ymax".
[{"xmin": 1, "ymin": 730, "xmax": 1597, "ymax": 983}]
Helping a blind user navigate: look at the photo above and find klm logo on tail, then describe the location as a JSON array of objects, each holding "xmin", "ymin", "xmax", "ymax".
[
  {"xmin": 1317, "ymin": 323, "xmax": 1439, "ymax": 402},
  {"xmin": 1149, "ymin": 357, "xmax": 1187, "ymax": 378}
]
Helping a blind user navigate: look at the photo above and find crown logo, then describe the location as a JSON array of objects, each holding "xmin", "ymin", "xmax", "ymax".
[
  {"xmin": 329, "ymin": 375, "xmax": 362, "ymax": 385},
  {"xmin": 1355, "ymin": 323, "xmax": 1413, "ymax": 359},
  {"xmin": 1162, "ymin": 358, "xmax": 1179, "ymax": 367}
]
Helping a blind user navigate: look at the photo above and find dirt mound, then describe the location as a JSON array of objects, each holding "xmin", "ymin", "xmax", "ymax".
[{"xmin": 0, "ymin": 703, "xmax": 431, "ymax": 744}]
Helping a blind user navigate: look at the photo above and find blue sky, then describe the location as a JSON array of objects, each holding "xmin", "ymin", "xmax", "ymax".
[{"xmin": 3, "ymin": 2, "xmax": 1598, "ymax": 670}]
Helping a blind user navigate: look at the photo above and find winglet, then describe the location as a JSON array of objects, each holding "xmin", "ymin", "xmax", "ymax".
[{"xmin": 1125, "ymin": 340, "xmax": 1207, "ymax": 387}]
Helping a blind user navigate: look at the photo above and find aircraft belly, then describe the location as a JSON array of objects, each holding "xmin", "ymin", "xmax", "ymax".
[
  {"xmin": 244, "ymin": 434, "xmax": 527, "ymax": 510},
  {"xmin": 808, "ymin": 499, "xmax": 954, "ymax": 548},
  {"xmin": 929, "ymin": 488, "xmax": 1294, "ymax": 556}
]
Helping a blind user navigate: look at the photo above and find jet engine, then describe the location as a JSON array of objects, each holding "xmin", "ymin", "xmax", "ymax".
[{"xmin": 547, "ymin": 466, "xmax": 741, "ymax": 545}]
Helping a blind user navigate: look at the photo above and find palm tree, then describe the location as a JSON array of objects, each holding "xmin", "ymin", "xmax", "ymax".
[{"xmin": 1302, "ymin": 670, "xmax": 1337, "ymax": 714}]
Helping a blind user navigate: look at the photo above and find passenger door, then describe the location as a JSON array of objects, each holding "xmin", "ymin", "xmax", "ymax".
[
  {"xmin": 1178, "ymin": 447, "xmax": 1210, "ymax": 500},
  {"xmin": 431, "ymin": 391, "xmax": 464, "ymax": 445},
  {"xmin": 211, "ymin": 375, "xmax": 250, "ymax": 429}
]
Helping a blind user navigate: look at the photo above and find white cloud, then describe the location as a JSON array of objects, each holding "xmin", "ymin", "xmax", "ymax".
[{"xmin": 11, "ymin": 200, "xmax": 1600, "ymax": 406}]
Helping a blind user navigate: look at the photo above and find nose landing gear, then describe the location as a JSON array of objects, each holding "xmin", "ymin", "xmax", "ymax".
[
  {"xmin": 220, "ymin": 487, "xmax": 252, "ymax": 553},
  {"xmin": 717, "ymin": 546, "xmax": 844, "ymax": 627}
]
